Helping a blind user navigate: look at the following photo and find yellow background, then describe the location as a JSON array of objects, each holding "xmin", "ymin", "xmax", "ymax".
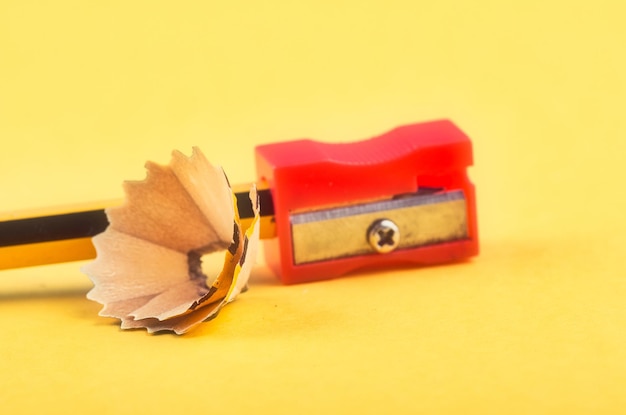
[{"xmin": 1, "ymin": 1, "xmax": 625, "ymax": 413}]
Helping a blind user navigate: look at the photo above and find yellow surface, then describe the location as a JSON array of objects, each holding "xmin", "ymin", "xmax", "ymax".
[{"xmin": 1, "ymin": 1, "xmax": 625, "ymax": 413}]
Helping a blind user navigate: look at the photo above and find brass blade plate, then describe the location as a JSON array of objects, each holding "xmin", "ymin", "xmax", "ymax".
[{"xmin": 290, "ymin": 190, "xmax": 468, "ymax": 265}]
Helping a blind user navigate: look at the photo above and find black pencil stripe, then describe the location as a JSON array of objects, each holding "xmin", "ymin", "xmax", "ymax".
[
  {"xmin": 0, "ymin": 188, "xmax": 275, "ymax": 248},
  {"xmin": 235, "ymin": 187, "xmax": 274, "ymax": 220},
  {"xmin": 0, "ymin": 210, "xmax": 109, "ymax": 247}
]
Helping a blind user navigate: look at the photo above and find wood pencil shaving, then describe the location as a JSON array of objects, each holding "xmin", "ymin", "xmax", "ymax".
[{"xmin": 82, "ymin": 147, "xmax": 260, "ymax": 334}]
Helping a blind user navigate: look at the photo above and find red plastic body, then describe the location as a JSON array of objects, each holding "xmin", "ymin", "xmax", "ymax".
[{"xmin": 255, "ymin": 119, "xmax": 478, "ymax": 284}]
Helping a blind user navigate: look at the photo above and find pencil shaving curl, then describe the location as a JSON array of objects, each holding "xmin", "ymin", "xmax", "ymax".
[{"xmin": 82, "ymin": 147, "xmax": 260, "ymax": 334}]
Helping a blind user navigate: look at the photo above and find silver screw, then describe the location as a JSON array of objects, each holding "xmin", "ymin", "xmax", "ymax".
[{"xmin": 367, "ymin": 219, "xmax": 400, "ymax": 254}]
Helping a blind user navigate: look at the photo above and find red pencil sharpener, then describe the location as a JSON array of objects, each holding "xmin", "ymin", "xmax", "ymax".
[{"xmin": 255, "ymin": 119, "xmax": 478, "ymax": 284}]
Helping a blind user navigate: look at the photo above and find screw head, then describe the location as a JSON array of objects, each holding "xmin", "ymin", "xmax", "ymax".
[{"xmin": 367, "ymin": 219, "xmax": 400, "ymax": 254}]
